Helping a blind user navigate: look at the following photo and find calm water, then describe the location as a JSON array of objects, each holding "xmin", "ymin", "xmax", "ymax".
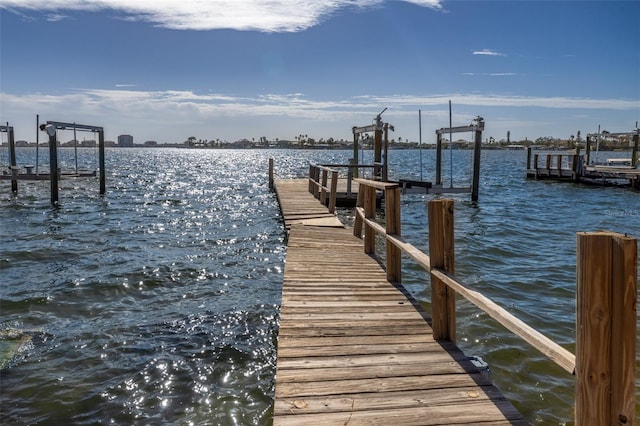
[{"xmin": 1, "ymin": 147, "xmax": 638, "ymax": 425}]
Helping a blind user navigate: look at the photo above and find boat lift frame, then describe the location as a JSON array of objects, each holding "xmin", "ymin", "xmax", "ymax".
[
  {"xmin": 434, "ymin": 116, "xmax": 485, "ymax": 202},
  {"xmin": 40, "ymin": 120, "xmax": 106, "ymax": 205},
  {"xmin": 351, "ymin": 107, "xmax": 394, "ymax": 181}
]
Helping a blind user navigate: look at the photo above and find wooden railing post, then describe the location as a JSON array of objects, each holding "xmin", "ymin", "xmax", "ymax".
[
  {"xmin": 576, "ymin": 231, "xmax": 637, "ymax": 425},
  {"xmin": 364, "ymin": 185, "xmax": 376, "ymax": 254},
  {"xmin": 320, "ymin": 168, "xmax": 328, "ymax": 205},
  {"xmin": 314, "ymin": 167, "xmax": 321, "ymax": 199},
  {"xmin": 308, "ymin": 164, "xmax": 314, "ymax": 194},
  {"xmin": 428, "ymin": 199, "xmax": 456, "ymax": 342},
  {"xmin": 557, "ymin": 154, "xmax": 563, "ymax": 173},
  {"xmin": 328, "ymin": 170, "xmax": 338, "ymax": 214},
  {"xmin": 385, "ymin": 187, "xmax": 401, "ymax": 283},
  {"xmin": 353, "ymin": 183, "xmax": 365, "ymax": 237}
]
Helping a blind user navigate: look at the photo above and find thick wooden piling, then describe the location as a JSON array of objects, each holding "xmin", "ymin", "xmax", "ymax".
[
  {"xmin": 576, "ymin": 231, "xmax": 637, "ymax": 424},
  {"xmin": 269, "ymin": 158, "xmax": 274, "ymax": 190},
  {"xmin": 6, "ymin": 125, "xmax": 18, "ymax": 194},
  {"xmin": 428, "ymin": 199, "xmax": 456, "ymax": 343},
  {"xmin": 471, "ymin": 127, "xmax": 482, "ymax": 202},
  {"xmin": 98, "ymin": 130, "xmax": 106, "ymax": 195},
  {"xmin": 48, "ymin": 132, "xmax": 59, "ymax": 206}
]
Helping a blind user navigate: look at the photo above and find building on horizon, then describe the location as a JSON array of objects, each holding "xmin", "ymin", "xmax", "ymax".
[{"xmin": 118, "ymin": 134, "xmax": 134, "ymax": 147}]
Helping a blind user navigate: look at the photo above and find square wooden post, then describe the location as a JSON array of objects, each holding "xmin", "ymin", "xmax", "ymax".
[
  {"xmin": 385, "ymin": 187, "xmax": 401, "ymax": 283},
  {"xmin": 428, "ymin": 199, "xmax": 456, "ymax": 342},
  {"xmin": 328, "ymin": 171, "xmax": 338, "ymax": 214},
  {"xmin": 364, "ymin": 186, "xmax": 376, "ymax": 255},
  {"xmin": 320, "ymin": 169, "xmax": 328, "ymax": 205},
  {"xmin": 576, "ymin": 231, "xmax": 636, "ymax": 425},
  {"xmin": 353, "ymin": 183, "xmax": 365, "ymax": 238}
]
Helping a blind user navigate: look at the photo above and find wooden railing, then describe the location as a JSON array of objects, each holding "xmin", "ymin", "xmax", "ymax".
[
  {"xmin": 352, "ymin": 177, "xmax": 637, "ymax": 424},
  {"xmin": 308, "ymin": 164, "xmax": 339, "ymax": 213},
  {"xmin": 320, "ymin": 163, "xmax": 384, "ymax": 198},
  {"xmin": 526, "ymin": 148, "xmax": 584, "ymax": 181}
]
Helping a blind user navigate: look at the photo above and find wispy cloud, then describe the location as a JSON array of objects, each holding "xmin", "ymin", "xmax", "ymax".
[
  {"xmin": 462, "ymin": 72, "xmax": 517, "ymax": 76},
  {"xmin": 472, "ymin": 49, "xmax": 506, "ymax": 57},
  {"xmin": 0, "ymin": 0, "xmax": 443, "ymax": 32}
]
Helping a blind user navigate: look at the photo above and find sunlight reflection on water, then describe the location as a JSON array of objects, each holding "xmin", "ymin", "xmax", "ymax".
[{"xmin": 1, "ymin": 147, "xmax": 639, "ymax": 424}]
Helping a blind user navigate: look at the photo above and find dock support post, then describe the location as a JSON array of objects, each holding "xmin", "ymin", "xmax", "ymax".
[
  {"xmin": 576, "ymin": 232, "xmax": 636, "ymax": 425},
  {"xmin": 352, "ymin": 127, "xmax": 359, "ymax": 178},
  {"xmin": 526, "ymin": 146, "xmax": 532, "ymax": 174},
  {"xmin": 632, "ymin": 131, "xmax": 639, "ymax": 169},
  {"xmin": 48, "ymin": 131, "xmax": 59, "ymax": 206},
  {"xmin": 585, "ymin": 136, "xmax": 592, "ymax": 166},
  {"xmin": 269, "ymin": 158, "xmax": 274, "ymax": 191},
  {"xmin": 98, "ymin": 130, "xmax": 106, "ymax": 195},
  {"xmin": 435, "ymin": 132, "xmax": 443, "ymax": 186},
  {"xmin": 374, "ymin": 129, "xmax": 382, "ymax": 180},
  {"xmin": 471, "ymin": 127, "xmax": 482, "ymax": 202},
  {"xmin": 428, "ymin": 199, "xmax": 456, "ymax": 342},
  {"xmin": 7, "ymin": 125, "xmax": 18, "ymax": 194},
  {"xmin": 363, "ymin": 186, "xmax": 376, "ymax": 255},
  {"xmin": 385, "ymin": 186, "xmax": 401, "ymax": 283},
  {"xmin": 383, "ymin": 123, "xmax": 389, "ymax": 182}
]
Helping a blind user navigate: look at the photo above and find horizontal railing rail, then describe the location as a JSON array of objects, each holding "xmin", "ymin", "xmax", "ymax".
[{"xmin": 352, "ymin": 177, "xmax": 636, "ymax": 424}]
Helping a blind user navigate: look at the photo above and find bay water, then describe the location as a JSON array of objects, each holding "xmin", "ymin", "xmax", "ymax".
[{"xmin": 1, "ymin": 147, "xmax": 638, "ymax": 424}]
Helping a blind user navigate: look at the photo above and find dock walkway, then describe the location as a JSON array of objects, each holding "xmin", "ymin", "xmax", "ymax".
[{"xmin": 272, "ymin": 178, "xmax": 525, "ymax": 425}]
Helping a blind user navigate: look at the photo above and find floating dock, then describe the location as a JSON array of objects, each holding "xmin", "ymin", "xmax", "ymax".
[{"xmin": 271, "ymin": 178, "xmax": 525, "ymax": 425}]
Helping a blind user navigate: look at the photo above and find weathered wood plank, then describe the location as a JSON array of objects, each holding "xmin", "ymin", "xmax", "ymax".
[{"xmin": 273, "ymin": 387, "xmax": 510, "ymax": 416}]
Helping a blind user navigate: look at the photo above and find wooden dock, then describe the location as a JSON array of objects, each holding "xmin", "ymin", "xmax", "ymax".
[
  {"xmin": 525, "ymin": 149, "xmax": 640, "ymax": 189},
  {"xmin": 272, "ymin": 178, "xmax": 525, "ymax": 425}
]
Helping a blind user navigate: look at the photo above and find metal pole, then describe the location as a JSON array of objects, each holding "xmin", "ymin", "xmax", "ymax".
[
  {"xmin": 73, "ymin": 123, "xmax": 78, "ymax": 174},
  {"xmin": 36, "ymin": 114, "xmax": 39, "ymax": 175},
  {"xmin": 419, "ymin": 109, "xmax": 423, "ymax": 181},
  {"xmin": 449, "ymin": 100, "xmax": 453, "ymax": 188}
]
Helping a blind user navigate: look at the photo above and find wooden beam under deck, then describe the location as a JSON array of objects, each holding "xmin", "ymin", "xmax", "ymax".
[{"xmin": 272, "ymin": 178, "xmax": 525, "ymax": 425}]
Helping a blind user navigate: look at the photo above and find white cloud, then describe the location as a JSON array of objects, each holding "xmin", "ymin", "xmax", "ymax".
[
  {"xmin": 0, "ymin": 0, "xmax": 443, "ymax": 32},
  {"xmin": 473, "ymin": 49, "xmax": 506, "ymax": 57},
  {"xmin": 2, "ymin": 88, "xmax": 637, "ymax": 143}
]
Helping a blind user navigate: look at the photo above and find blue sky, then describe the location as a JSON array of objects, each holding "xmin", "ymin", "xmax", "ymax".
[{"xmin": 1, "ymin": 0, "xmax": 638, "ymax": 144}]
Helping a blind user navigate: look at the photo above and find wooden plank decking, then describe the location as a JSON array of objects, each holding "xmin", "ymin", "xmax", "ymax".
[{"xmin": 272, "ymin": 178, "xmax": 526, "ymax": 425}]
